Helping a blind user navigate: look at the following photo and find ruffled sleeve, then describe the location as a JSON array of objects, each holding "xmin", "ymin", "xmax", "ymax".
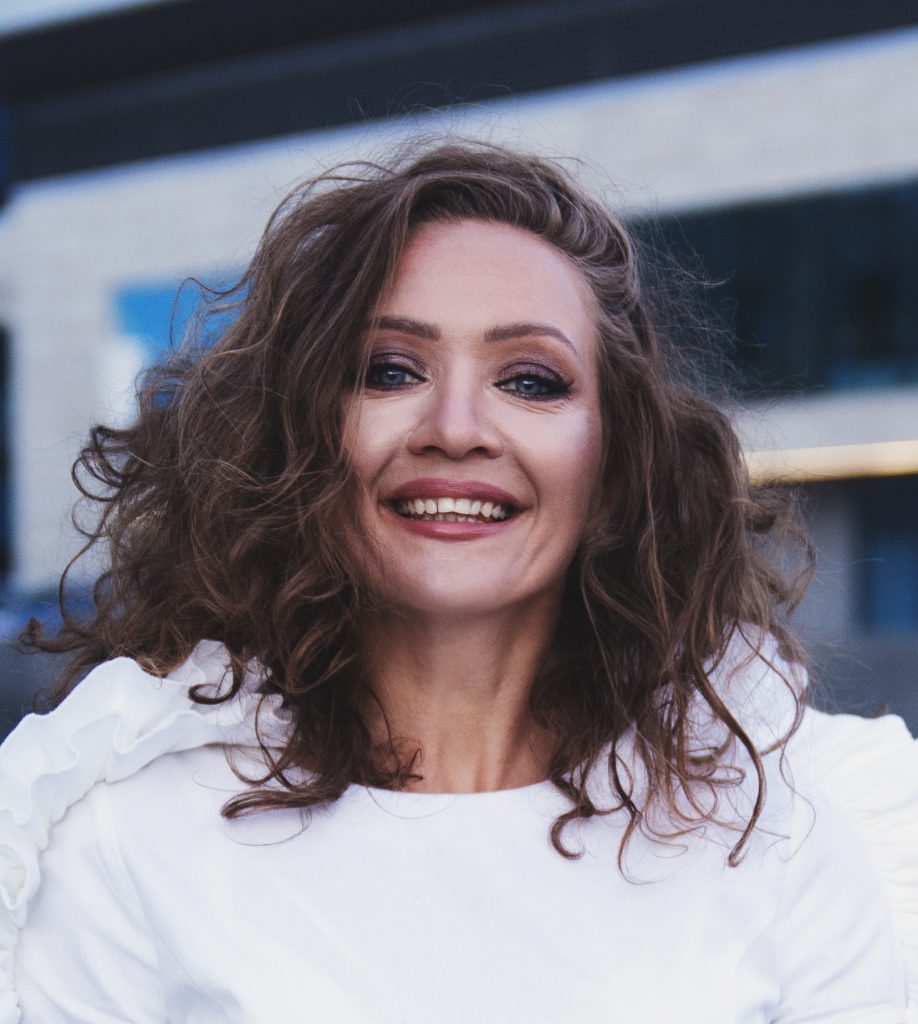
[
  {"xmin": 789, "ymin": 707, "xmax": 918, "ymax": 1021},
  {"xmin": 707, "ymin": 630, "xmax": 916, "ymax": 1017},
  {"xmin": 0, "ymin": 641, "xmax": 287, "ymax": 1024}
]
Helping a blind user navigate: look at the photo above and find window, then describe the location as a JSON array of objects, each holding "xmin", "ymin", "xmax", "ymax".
[
  {"xmin": 643, "ymin": 180, "xmax": 918, "ymax": 393},
  {"xmin": 857, "ymin": 476, "xmax": 918, "ymax": 631}
]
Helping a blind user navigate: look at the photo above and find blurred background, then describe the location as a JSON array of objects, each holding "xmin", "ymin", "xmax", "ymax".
[{"xmin": 0, "ymin": 0, "xmax": 916, "ymax": 735}]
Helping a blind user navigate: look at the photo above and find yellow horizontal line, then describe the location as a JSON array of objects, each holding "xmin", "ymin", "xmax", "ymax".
[{"xmin": 744, "ymin": 439, "xmax": 918, "ymax": 484}]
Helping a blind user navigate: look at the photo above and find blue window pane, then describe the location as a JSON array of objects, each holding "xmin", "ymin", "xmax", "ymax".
[
  {"xmin": 113, "ymin": 274, "xmax": 240, "ymax": 364},
  {"xmin": 852, "ymin": 476, "xmax": 918, "ymax": 633},
  {"xmin": 114, "ymin": 281, "xmax": 201, "ymax": 362},
  {"xmin": 864, "ymin": 534, "xmax": 918, "ymax": 630}
]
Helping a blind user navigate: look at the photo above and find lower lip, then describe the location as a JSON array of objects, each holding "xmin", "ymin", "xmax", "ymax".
[{"xmin": 383, "ymin": 504, "xmax": 518, "ymax": 541}]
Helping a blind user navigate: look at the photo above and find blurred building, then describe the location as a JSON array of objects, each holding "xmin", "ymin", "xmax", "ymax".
[{"xmin": 0, "ymin": 0, "xmax": 916, "ymax": 725}]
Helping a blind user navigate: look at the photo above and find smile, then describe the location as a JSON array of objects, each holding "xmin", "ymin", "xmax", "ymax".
[
  {"xmin": 394, "ymin": 497, "xmax": 511, "ymax": 522},
  {"xmin": 383, "ymin": 479, "xmax": 523, "ymax": 540}
]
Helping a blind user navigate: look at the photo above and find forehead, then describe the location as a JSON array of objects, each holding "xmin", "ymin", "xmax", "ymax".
[{"xmin": 381, "ymin": 219, "xmax": 598, "ymax": 348}]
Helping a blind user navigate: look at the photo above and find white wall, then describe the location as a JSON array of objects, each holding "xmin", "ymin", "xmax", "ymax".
[{"xmin": 4, "ymin": 27, "xmax": 918, "ymax": 588}]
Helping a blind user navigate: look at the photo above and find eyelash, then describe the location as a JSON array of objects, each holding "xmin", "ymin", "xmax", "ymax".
[{"xmin": 364, "ymin": 358, "xmax": 572, "ymax": 402}]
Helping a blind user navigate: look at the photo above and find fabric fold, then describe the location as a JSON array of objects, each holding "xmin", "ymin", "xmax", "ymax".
[
  {"xmin": 0, "ymin": 641, "xmax": 287, "ymax": 1024},
  {"xmin": 0, "ymin": 639, "xmax": 913, "ymax": 1022},
  {"xmin": 790, "ymin": 708, "xmax": 918, "ymax": 1022}
]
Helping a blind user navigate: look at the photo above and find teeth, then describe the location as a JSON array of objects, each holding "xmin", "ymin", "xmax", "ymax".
[{"xmin": 393, "ymin": 497, "xmax": 513, "ymax": 521}]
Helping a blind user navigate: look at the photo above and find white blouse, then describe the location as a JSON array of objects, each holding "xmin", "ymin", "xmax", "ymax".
[{"xmin": 0, "ymin": 640, "xmax": 914, "ymax": 1023}]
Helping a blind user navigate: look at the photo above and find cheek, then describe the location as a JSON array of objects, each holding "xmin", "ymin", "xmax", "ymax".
[
  {"xmin": 532, "ymin": 411, "xmax": 603, "ymax": 515},
  {"xmin": 343, "ymin": 401, "xmax": 396, "ymax": 490}
]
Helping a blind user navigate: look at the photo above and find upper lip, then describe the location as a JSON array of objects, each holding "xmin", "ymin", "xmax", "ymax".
[{"xmin": 388, "ymin": 477, "xmax": 524, "ymax": 509}]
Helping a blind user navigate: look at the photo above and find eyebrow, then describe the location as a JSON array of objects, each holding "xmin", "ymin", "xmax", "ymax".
[
  {"xmin": 484, "ymin": 322, "xmax": 576, "ymax": 354},
  {"xmin": 372, "ymin": 315, "xmax": 440, "ymax": 341},
  {"xmin": 372, "ymin": 316, "xmax": 576, "ymax": 354}
]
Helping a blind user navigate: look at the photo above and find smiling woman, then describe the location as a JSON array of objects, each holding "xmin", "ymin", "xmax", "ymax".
[
  {"xmin": 1, "ymin": 140, "xmax": 915, "ymax": 1022},
  {"xmin": 348, "ymin": 221, "xmax": 602, "ymax": 649}
]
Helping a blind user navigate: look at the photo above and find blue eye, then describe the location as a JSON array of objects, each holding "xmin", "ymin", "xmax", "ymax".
[
  {"xmin": 365, "ymin": 361, "xmax": 423, "ymax": 390},
  {"xmin": 498, "ymin": 370, "xmax": 571, "ymax": 401}
]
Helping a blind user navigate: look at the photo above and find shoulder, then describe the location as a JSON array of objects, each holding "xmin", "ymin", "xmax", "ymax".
[
  {"xmin": 703, "ymin": 629, "xmax": 918, "ymax": 832},
  {"xmin": 703, "ymin": 630, "xmax": 917, "ymax": 865},
  {"xmin": 712, "ymin": 630, "xmax": 918, "ymax": 1011},
  {"xmin": 0, "ymin": 642, "xmax": 289, "ymax": 1024},
  {"xmin": 100, "ymin": 742, "xmax": 308, "ymax": 855}
]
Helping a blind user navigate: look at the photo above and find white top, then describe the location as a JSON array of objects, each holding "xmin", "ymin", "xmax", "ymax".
[{"xmin": 0, "ymin": 639, "xmax": 915, "ymax": 1023}]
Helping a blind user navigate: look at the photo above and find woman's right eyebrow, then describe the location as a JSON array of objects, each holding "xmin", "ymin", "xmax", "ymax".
[{"xmin": 371, "ymin": 315, "xmax": 441, "ymax": 340}]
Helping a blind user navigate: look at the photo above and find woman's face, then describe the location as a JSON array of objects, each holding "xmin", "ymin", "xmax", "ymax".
[{"xmin": 345, "ymin": 218, "xmax": 604, "ymax": 619}]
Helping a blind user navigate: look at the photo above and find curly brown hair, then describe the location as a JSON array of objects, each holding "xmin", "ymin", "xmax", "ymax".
[{"xmin": 28, "ymin": 139, "xmax": 812, "ymax": 868}]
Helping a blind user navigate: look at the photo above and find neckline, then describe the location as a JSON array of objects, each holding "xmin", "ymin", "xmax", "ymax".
[
  {"xmin": 357, "ymin": 776, "xmax": 554, "ymax": 800},
  {"xmin": 346, "ymin": 776, "xmax": 563, "ymax": 819}
]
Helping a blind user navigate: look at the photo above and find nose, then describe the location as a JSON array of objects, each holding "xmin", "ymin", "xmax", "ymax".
[{"xmin": 406, "ymin": 373, "xmax": 503, "ymax": 460}]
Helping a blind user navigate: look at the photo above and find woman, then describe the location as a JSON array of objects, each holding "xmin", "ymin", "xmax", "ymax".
[{"xmin": 1, "ymin": 141, "xmax": 914, "ymax": 1021}]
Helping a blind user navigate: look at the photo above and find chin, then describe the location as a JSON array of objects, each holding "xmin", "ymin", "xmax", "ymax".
[
  {"xmin": 374, "ymin": 570, "xmax": 561, "ymax": 622},
  {"xmin": 387, "ymin": 586, "xmax": 515, "ymax": 619}
]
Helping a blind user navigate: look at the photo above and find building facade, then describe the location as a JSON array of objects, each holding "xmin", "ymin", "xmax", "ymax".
[{"xmin": 1, "ymin": 0, "xmax": 916, "ymax": 724}]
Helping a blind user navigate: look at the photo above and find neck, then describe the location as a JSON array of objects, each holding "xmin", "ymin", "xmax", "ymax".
[{"xmin": 357, "ymin": 594, "xmax": 561, "ymax": 793}]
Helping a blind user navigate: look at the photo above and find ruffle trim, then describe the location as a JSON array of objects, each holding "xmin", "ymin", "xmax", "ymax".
[
  {"xmin": 0, "ymin": 641, "xmax": 288, "ymax": 1024},
  {"xmin": 791, "ymin": 708, "xmax": 918, "ymax": 1021},
  {"xmin": 713, "ymin": 631, "xmax": 917, "ymax": 1016}
]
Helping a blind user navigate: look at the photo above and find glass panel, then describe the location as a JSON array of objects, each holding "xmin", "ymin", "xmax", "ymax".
[{"xmin": 640, "ymin": 180, "xmax": 918, "ymax": 393}]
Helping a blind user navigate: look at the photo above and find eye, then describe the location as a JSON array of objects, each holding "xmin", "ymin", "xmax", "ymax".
[
  {"xmin": 365, "ymin": 359, "xmax": 425, "ymax": 390},
  {"xmin": 496, "ymin": 367, "xmax": 572, "ymax": 401}
]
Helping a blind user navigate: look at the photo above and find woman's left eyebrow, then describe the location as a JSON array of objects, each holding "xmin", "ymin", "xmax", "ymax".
[
  {"xmin": 484, "ymin": 322, "xmax": 576, "ymax": 355},
  {"xmin": 370, "ymin": 316, "xmax": 577, "ymax": 356}
]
